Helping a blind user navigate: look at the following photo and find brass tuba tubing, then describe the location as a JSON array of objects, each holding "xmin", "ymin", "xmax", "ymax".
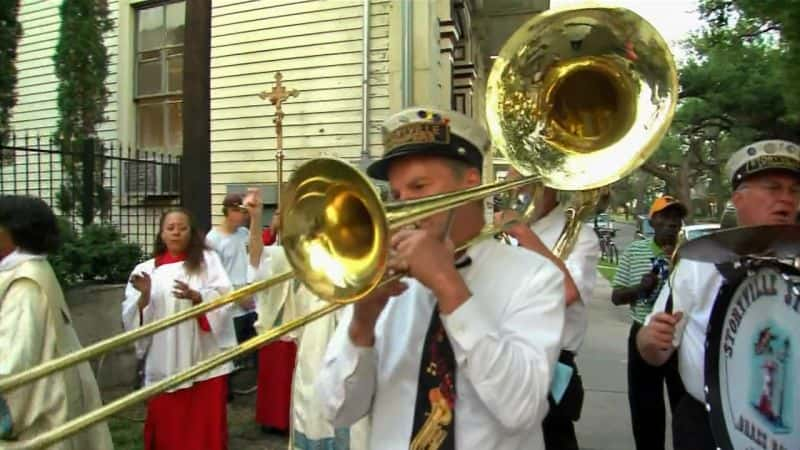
[{"xmin": 0, "ymin": 271, "xmax": 294, "ymax": 394}]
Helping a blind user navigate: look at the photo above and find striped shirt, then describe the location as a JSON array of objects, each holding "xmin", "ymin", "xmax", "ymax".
[{"xmin": 612, "ymin": 238, "xmax": 670, "ymax": 324}]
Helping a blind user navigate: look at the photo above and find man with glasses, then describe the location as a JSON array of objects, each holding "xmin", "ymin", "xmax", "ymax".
[{"xmin": 637, "ymin": 140, "xmax": 800, "ymax": 450}]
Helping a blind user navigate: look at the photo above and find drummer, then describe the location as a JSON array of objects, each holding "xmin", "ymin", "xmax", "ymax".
[{"xmin": 636, "ymin": 139, "xmax": 800, "ymax": 450}]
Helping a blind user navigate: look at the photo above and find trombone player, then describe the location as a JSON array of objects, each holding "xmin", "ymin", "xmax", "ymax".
[{"xmin": 316, "ymin": 107, "xmax": 566, "ymax": 450}]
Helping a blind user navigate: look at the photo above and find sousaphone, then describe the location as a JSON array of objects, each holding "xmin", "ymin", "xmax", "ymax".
[{"xmin": 485, "ymin": 5, "xmax": 678, "ymax": 256}]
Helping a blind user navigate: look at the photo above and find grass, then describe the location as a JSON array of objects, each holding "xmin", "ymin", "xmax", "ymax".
[{"xmin": 108, "ymin": 415, "xmax": 144, "ymax": 450}]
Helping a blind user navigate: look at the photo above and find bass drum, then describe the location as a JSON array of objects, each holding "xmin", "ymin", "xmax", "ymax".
[{"xmin": 705, "ymin": 264, "xmax": 800, "ymax": 450}]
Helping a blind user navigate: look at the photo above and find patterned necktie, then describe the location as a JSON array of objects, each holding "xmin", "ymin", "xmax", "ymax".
[{"xmin": 409, "ymin": 256, "xmax": 471, "ymax": 450}]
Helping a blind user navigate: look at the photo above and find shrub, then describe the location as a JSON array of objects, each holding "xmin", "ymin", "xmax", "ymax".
[{"xmin": 49, "ymin": 220, "xmax": 143, "ymax": 289}]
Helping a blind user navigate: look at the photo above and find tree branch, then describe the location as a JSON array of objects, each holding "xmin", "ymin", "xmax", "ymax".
[
  {"xmin": 737, "ymin": 24, "xmax": 781, "ymax": 40},
  {"xmin": 640, "ymin": 161, "xmax": 676, "ymax": 184},
  {"xmin": 687, "ymin": 139, "xmax": 720, "ymax": 170}
]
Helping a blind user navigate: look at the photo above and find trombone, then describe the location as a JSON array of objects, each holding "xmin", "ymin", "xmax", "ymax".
[
  {"xmin": 5, "ymin": 166, "xmax": 538, "ymax": 449},
  {"xmin": 3, "ymin": 4, "xmax": 677, "ymax": 448}
]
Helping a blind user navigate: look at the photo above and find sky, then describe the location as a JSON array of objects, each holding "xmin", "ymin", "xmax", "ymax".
[{"xmin": 550, "ymin": 0, "xmax": 704, "ymax": 63}]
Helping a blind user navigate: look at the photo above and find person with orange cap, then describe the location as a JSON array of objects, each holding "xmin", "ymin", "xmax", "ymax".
[{"xmin": 611, "ymin": 195, "xmax": 687, "ymax": 450}]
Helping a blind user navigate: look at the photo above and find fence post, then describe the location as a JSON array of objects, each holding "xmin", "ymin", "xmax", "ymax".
[{"xmin": 81, "ymin": 139, "xmax": 95, "ymax": 226}]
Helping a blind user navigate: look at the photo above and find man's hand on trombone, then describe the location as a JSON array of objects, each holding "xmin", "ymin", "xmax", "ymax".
[{"xmin": 349, "ymin": 223, "xmax": 472, "ymax": 347}]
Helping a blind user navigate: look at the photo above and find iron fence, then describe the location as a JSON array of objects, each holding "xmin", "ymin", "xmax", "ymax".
[{"xmin": 1, "ymin": 134, "xmax": 181, "ymax": 253}]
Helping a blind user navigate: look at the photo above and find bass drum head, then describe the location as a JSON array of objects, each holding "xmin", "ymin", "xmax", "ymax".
[{"xmin": 705, "ymin": 265, "xmax": 800, "ymax": 450}]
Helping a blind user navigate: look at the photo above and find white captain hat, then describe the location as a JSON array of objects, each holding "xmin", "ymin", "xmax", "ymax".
[
  {"xmin": 366, "ymin": 107, "xmax": 490, "ymax": 180},
  {"xmin": 725, "ymin": 139, "xmax": 800, "ymax": 188}
]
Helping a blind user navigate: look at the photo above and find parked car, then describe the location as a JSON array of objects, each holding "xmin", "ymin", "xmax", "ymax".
[
  {"xmin": 679, "ymin": 223, "xmax": 721, "ymax": 241},
  {"xmin": 635, "ymin": 215, "xmax": 655, "ymax": 240},
  {"xmin": 720, "ymin": 201, "xmax": 738, "ymax": 228}
]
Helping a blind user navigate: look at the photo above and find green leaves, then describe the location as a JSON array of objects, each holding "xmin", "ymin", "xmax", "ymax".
[
  {"xmin": 0, "ymin": 0, "xmax": 21, "ymax": 146},
  {"xmin": 49, "ymin": 220, "xmax": 143, "ymax": 289},
  {"xmin": 53, "ymin": 1, "xmax": 113, "ymax": 224},
  {"xmin": 642, "ymin": 0, "xmax": 800, "ymax": 222}
]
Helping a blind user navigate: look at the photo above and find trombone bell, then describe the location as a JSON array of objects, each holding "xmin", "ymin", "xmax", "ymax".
[{"xmin": 281, "ymin": 158, "xmax": 389, "ymax": 303}]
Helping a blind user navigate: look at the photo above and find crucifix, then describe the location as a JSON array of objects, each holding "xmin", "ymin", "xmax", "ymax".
[{"xmin": 258, "ymin": 71, "xmax": 299, "ymax": 210}]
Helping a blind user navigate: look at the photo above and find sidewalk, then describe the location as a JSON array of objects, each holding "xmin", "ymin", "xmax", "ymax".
[{"xmin": 576, "ymin": 275, "xmax": 674, "ymax": 450}]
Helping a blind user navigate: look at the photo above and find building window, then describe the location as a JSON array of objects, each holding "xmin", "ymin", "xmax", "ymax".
[{"xmin": 135, "ymin": 1, "xmax": 185, "ymax": 153}]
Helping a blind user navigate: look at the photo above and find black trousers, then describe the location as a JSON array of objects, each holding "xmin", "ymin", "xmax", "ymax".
[
  {"xmin": 672, "ymin": 395, "xmax": 717, "ymax": 450},
  {"xmin": 627, "ymin": 322, "xmax": 686, "ymax": 450},
  {"xmin": 233, "ymin": 311, "xmax": 258, "ymax": 367},
  {"xmin": 543, "ymin": 350, "xmax": 584, "ymax": 450}
]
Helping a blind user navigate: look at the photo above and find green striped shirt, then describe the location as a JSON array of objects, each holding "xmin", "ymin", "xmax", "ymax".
[{"xmin": 613, "ymin": 238, "xmax": 669, "ymax": 324}]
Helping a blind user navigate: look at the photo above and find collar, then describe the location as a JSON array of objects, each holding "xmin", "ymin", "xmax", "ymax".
[
  {"xmin": 648, "ymin": 238, "xmax": 666, "ymax": 256},
  {"xmin": 0, "ymin": 249, "xmax": 46, "ymax": 272},
  {"xmin": 155, "ymin": 251, "xmax": 188, "ymax": 267}
]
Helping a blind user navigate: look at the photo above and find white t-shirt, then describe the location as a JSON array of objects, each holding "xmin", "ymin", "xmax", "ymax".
[
  {"xmin": 647, "ymin": 259, "xmax": 723, "ymax": 402},
  {"xmin": 206, "ymin": 226, "xmax": 251, "ymax": 316},
  {"xmin": 531, "ymin": 204, "xmax": 601, "ymax": 353}
]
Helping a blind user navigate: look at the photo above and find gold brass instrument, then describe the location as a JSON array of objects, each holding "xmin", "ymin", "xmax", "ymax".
[
  {"xmin": 487, "ymin": 5, "xmax": 677, "ymax": 257},
  {"xmin": 3, "ymin": 4, "xmax": 677, "ymax": 448},
  {"xmin": 279, "ymin": 158, "xmax": 539, "ymax": 303}
]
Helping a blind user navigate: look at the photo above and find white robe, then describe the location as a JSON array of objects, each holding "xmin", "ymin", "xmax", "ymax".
[
  {"xmin": 250, "ymin": 246, "xmax": 369, "ymax": 450},
  {"xmin": 121, "ymin": 250, "xmax": 236, "ymax": 391},
  {"xmin": 0, "ymin": 251, "xmax": 113, "ymax": 449}
]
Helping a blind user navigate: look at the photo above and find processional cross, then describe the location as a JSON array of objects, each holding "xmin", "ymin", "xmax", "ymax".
[{"xmin": 258, "ymin": 71, "xmax": 299, "ymax": 209}]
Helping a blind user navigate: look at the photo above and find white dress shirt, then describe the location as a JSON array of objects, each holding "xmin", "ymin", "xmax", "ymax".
[
  {"xmin": 531, "ymin": 204, "xmax": 601, "ymax": 352},
  {"xmin": 648, "ymin": 259, "xmax": 723, "ymax": 402},
  {"xmin": 122, "ymin": 250, "xmax": 236, "ymax": 391},
  {"xmin": 316, "ymin": 239, "xmax": 565, "ymax": 450}
]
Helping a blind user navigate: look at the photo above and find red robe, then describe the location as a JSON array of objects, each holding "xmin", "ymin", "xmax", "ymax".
[{"xmin": 255, "ymin": 340, "xmax": 298, "ymax": 430}]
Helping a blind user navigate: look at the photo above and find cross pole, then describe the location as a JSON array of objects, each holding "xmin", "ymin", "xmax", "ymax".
[{"xmin": 258, "ymin": 71, "xmax": 298, "ymax": 211}]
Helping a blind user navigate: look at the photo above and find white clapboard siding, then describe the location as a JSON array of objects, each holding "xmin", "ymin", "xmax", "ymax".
[
  {"xmin": 4, "ymin": 0, "xmax": 120, "ymax": 215},
  {"xmin": 9, "ymin": 1, "xmax": 119, "ymax": 142},
  {"xmin": 209, "ymin": 0, "xmax": 392, "ymax": 218}
]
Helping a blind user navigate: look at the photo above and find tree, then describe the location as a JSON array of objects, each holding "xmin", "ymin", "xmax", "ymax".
[
  {"xmin": 0, "ymin": 0, "xmax": 22, "ymax": 147},
  {"xmin": 640, "ymin": 5, "xmax": 800, "ymax": 222},
  {"xmin": 52, "ymin": 0, "xmax": 114, "ymax": 225},
  {"xmin": 698, "ymin": 0, "xmax": 800, "ymax": 120}
]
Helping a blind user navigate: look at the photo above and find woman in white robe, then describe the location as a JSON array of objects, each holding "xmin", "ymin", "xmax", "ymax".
[
  {"xmin": 0, "ymin": 195, "xmax": 113, "ymax": 449},
  {"xmin": 121, "ymin": 208, "xmax": 236, "ymax": 450}
]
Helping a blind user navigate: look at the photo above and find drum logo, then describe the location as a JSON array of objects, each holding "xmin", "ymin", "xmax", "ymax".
[
  {"xmin": 747, "ymin": 325, "xmax": 791, "ymax": 434},
  {"xmin": 708, "ymin": 267, "xmax": 799, "ymax": 450}
]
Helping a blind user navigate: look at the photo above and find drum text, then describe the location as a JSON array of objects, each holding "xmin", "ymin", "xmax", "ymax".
[{"xmin": 723, "ymin": 273, "xmax": 778, "ymax": 358}]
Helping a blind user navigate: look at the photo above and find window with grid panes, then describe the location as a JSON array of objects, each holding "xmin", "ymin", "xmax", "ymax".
[{"xmin": 135, "ymin": 1, "xmax": 185, "ymax": 153}]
